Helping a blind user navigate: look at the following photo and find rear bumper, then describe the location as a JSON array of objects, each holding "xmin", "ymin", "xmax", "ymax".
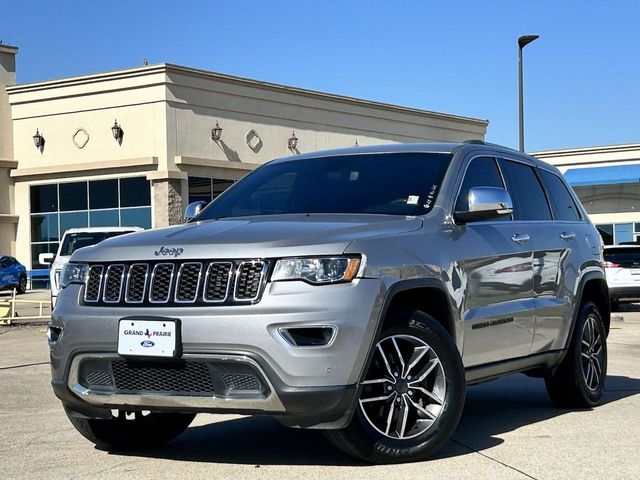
[{"xmin": 609, "ymin": 285, "xmax": 640, "ymax": 303}]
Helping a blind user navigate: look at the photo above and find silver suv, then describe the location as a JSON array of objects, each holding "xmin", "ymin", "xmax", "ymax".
[{"xmin": 48, "ymin": 142, "xmax": 609, "ymax": 463}]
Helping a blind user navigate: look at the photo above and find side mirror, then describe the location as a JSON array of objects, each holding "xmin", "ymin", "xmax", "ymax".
[
  {"xmin": 455, "ymin": 186, "xmax": 513, "ymax": 223},
  {"xmin": 39, "ymin": 252, "xmax": 55, "ymax": 266},
  {"xmin": 184, "ymin": 201, "xmax": 207, "ymax": 223}
]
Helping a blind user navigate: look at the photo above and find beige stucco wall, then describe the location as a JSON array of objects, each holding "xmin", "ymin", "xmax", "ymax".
[
  {"xmin": 0, "ymin": 46, "xmax": 18, "ymax": 256},
  {"xmin": 164, "ymin": 67, "xmax": 486, "ymax": 170},
  {"xmin": 0, "ymin": 45, "xmax": 17, "ymax": 161},
  {"xmin": 7, "ymin": 63, "xmax": 487, "ymax": 267}
]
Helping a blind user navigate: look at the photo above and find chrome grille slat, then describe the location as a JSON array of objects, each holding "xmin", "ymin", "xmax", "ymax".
[
  {"xmin": 175, "ymin": 262, "xmax": 203, "ymax": 303},
  {"xmin": 125, "ymin": 264, "xmax": 149, "ymax": 303},
  {"xmin": 150, "ymin": 263, "xmax": 175, "ymax": 303},
  {"xmin": 234, "ymin": 261, "xmax": 267, "ymax": 301},
  {"xmin": 103, "ymin": 264, "xmax": 125, "ymax": 303},
  {"xmin": 84, "ymin": 265, "xmax": 104, "ymax": 302},
  {"xmin": 203, "ymin": 262, "xmax": 233, "ymax": 303}
]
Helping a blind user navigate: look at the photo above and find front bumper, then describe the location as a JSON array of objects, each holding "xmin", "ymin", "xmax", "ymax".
[{"xmin": 49, "ymin": 278, "xmax": 382, "ymax": 427}]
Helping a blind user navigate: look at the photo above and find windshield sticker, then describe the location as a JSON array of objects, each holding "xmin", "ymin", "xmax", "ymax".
[
  {"xmin": 407, "ymin": 195, "xmax": 420, "ymax": 205},
  {"xmin": 423, "ymin": 184, "xmax": 438, "ymax": 209},
  {"xmin": 349, "ymin": 171, "xmax": 359, "ymax": 181}
]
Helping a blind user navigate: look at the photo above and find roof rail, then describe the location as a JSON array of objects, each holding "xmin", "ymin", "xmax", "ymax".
[{"xmin": 463, "ymin": 139, "xmax": 522, "ymax": 153}]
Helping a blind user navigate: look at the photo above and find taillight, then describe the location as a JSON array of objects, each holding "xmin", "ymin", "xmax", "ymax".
[{"xmin": 605, "ymin": 261, "xmax": 620, "ymax": 268}]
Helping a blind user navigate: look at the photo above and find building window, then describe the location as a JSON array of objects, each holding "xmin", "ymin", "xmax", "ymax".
[
  {"xmin": 188, "ymin": 176, "xmax": 234, "ymax": 205},
  {"xmin": 29, "ymin": 176, "xmax": 152, "ymax": 268},
  {"xmin": 596, "ymin": 223, "xmax": 640, "ymax": 245}
]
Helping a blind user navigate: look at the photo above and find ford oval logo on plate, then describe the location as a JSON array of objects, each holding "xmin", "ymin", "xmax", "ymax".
[{"xmin": 141, "ymin": 340, "xmax": 155, "ymax": 348}]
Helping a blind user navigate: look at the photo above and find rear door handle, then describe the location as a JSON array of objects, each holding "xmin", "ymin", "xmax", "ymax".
[
  {"xmin": 512, "ymin": 233, "xmax": 530, "ymax": 244},
  {"xmin": 560, "ymin": 232, "xmax": 576, "ymax": 241}
]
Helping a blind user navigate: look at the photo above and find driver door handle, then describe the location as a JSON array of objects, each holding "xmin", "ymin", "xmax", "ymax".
[
  {"xmin": 560, "ymin": 232, "xmax": 576, "ymax": 241},
  {"xmin": 512, "ymin": 233, "xmax": 530, "ymax": 244}
]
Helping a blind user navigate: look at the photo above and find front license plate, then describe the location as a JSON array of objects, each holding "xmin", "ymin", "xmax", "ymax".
[{"xmin": 118, "ymin": 319, "xmax": 178, "ymax": 357}]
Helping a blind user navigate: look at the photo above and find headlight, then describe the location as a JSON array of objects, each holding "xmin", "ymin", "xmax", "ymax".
[
  {"xmin": 271, "ymin": 256, "xmax": 361, "ymax": 284},
  {"xmin": 60, "ymin": 263, "xmax": 89, "ymax": 288}
]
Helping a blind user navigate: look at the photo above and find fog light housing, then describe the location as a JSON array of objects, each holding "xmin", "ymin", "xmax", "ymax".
[{"xmin": 279, "ymin": 326, "xmax": 336, "ymax": 347}]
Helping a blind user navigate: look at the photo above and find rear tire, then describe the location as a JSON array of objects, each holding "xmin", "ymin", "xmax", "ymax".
[
  {"xmin": 66, "ymin": 409, "xmax": 196, "ymax": 451},
  {"xmin": 545, "ymin": 301, "xmax": 607, "ymax": 408},
  {"xmin": 16, "ymin": 275, "xmax": 27, "ymax": 294},
  {"xmin": 325, "ymin": 310, "xmax": 465, "ymax": 463}
]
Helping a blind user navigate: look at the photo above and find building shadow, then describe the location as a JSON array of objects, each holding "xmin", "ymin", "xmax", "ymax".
[{"xmin": 112, "ymin": 374, "xmax": 640, "ymax": 466}]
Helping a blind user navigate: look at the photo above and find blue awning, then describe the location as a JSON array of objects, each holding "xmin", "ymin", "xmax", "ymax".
[{"xmin": 563, "ymin": 164, "xmax": 640, "ymax": 187}]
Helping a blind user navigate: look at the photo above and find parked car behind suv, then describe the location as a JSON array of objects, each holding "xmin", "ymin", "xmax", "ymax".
[
  {"xmin": 49, "ymin": 142, "xmax": 609, "ymax": 463},
  {"xmin": 39, "ymin": 227, "xmax": 143, "ymax": 307},
  {"xmin": 0, "ymin": 256, "xmax": 27, "ymax": 294},
  {"xmin": 604, "ymin": 244, "xmax": 640, "ymax": 310}
]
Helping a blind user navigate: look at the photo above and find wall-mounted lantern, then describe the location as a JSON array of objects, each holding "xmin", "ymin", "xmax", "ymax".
[
  {"xmin": 111, "ymin": 119, "xmax": 124, "ymax": 144},
  {"xmin": 211, "ymin": 121, "xmax": 223, "ymax": 142},
  {"xmin": 33, "ymin": 129, "xmax": 45, "ymax": 151},
  {"xmin": 288, "ymin": 131, "xmax": 298, "ymax": 150}
]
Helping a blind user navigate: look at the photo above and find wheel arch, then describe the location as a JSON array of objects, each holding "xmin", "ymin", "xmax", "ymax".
[
  {"xmin": 357, "ymin": 279, "xmax": 456, "ymax": 384},
  {"xmin": 573, "ymin": 272, "xmax": 610, "ymax": 338}
]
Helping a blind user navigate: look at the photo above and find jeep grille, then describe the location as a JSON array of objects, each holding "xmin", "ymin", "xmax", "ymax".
[{"xmin": 83, "ymin": 260, "xmax": 267, "ymax": 306}]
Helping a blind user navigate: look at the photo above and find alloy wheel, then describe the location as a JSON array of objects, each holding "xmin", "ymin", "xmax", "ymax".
[
  {"xmin": 581, "ymin": 315, "xmax": 604, "ymax": 391},
  {"xmin": 359, "ymin": 334, "xmax": 446, "ymax": 440}
]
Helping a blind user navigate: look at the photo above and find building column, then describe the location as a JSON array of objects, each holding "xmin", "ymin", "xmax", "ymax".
[{"xmin": 150, "ymin": 173, "xmax": 188, "ymax": 227}]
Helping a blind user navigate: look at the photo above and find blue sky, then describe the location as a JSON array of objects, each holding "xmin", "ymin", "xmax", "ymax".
[{"xmin": 2, "ymin": 1, "xmax": 639, "ymax": 152}]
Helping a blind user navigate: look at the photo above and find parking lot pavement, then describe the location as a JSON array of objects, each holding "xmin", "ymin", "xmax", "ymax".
[{"xmin": 1, "ymin": 312, "xmax": 639, "ymax": 480}]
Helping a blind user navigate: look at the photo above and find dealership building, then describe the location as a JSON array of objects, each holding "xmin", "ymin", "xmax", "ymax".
[{"xmin": 0, "ymin": 45, "xmax": 488, "ymax": 269}]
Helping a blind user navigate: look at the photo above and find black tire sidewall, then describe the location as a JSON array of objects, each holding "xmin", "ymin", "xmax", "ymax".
[
  {"xmin": 17, "ymin": 275, "xmax": 27, "ymax": 294},
  {"xmin": 570, "ymin": 302, "xmax": 607, "ymax": 405},
  {"xmin": 344, "ymin": 311, "xmax": 465, "ymax": 463}
]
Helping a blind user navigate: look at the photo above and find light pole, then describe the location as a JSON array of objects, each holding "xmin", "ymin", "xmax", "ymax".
[{"xmin": 518, "ymin": 34, "xmax": 539, "ymax": 152}]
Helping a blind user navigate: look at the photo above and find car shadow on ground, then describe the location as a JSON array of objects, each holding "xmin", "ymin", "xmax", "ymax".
[
  {"xmin": 113, "ymin": 374, "xmax": 640, "ymax": 466},
  {"xmin": 613, "ymin": 303, "xmax": 640, "ymax": 313}
]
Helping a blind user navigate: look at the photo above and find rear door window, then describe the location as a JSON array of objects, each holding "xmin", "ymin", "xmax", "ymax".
[
  {"xmin": 499, "ymin": 159, "xmax": 552, "ymax": 221},
  {"xmin": 540, "ymin": 170, "xmax": 582, "ymax": 221}
]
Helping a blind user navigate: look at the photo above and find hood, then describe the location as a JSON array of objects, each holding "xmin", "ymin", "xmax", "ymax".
[{"xmin": 70, "ymin": 214, "xmax": 423, "ymax": 262}]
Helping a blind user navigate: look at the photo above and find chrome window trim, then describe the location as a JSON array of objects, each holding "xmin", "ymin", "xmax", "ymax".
[
  {"xmin": 83, "ymin": 265, "xmax": 104, "ymax": 303},
  {"xmin": 149, "ymin": 263, "xmax": 175, "ymax": 304},
  {"xmin": 174, "ymin": 262, "xmax": 203, "ymax": 304},
  {"xmin": 102, "ymin": 264, "xmax": 125, "ymax": 303},
  {"xmin": 233, "ymin": 260, "xmax": 268, "ymax": 302},
  {"xmin": 124, "ymin": 263, "xmax": 149, "ymax": 304},
  {"xmin": 203, "ymin": 261, "xmax": 233, "ymax": 303}
]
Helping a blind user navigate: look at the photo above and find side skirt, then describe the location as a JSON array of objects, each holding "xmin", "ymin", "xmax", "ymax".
[{"xmin": 465, "ymin": 350, "xmax": 565, "ymax": 385}]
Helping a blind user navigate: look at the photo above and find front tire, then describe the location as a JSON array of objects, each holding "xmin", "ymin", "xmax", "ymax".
[
  {"xmin": 545, "ymin": 301, "xmax": 607, "ymax": 407},
  {"xmin": 325, "ymin": 310, "xmax": 465, "ymax": 463},
  {"xmin": 66, "ymin": 409, "xmax": 196, "ymax": 451}
]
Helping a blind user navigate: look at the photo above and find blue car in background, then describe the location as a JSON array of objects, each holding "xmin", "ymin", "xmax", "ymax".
[{"xmin": 0, "ymin": 256, "xmax": 27, "ymax": 294}]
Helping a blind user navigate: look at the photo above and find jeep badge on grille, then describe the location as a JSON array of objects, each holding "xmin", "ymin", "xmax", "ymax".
[{"xmin": 154, "ymin": 246, "xmax": 184, "ymax": 257}]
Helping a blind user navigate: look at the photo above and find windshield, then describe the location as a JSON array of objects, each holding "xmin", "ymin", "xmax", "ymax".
[
  {"xmin": 59, "ymin": 231, "xmax": 135, "ymax": 256},
  {"xmin": 197, "ymin": 152, "xmax": 452, "ymax": 220}
]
